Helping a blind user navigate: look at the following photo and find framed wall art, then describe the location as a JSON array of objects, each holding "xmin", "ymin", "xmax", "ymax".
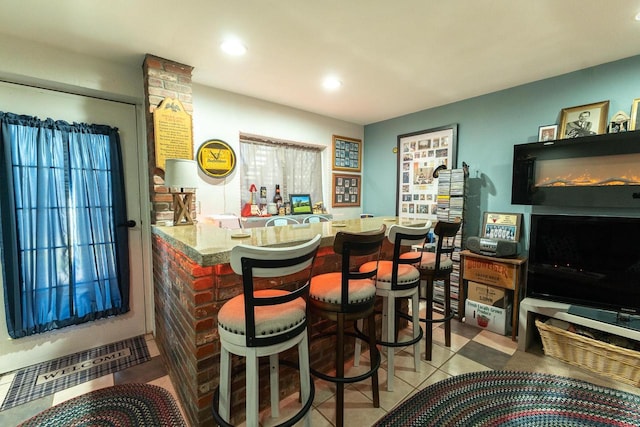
[
  {"xmin": 481, "ymin": 212, "xmax": 523, "ymax": 242},
  {"xmin": 559, "ymin": 100, "xmax": 609, "ymax": 139},
  {"xmin": 332, "ymin": 173, "xmax": 361, "ymax": 207},
  {"xmin": 396, "ymin": 124, "xmax": 458, "ymax": 221},
  {"xmin": 631, "ymin": 97, "xmax": 640, "ymax": 131},
  {"xmin": 332, "ymin": 135, "xmax": 362, "ymax": 172}
]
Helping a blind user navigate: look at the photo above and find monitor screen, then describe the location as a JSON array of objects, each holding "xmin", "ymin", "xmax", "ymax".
[
  {"xmin": 527, "ymin": 214, "xmax": 640, "ymax": 315},
  {"xmin": 290, "ymin": 194, "xmax": 312, "ymax": 215}
]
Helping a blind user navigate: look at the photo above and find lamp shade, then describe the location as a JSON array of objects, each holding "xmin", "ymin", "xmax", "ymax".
[{"xmin": 164, "ymin": 159, "xmax": 199, "ymax": 189}]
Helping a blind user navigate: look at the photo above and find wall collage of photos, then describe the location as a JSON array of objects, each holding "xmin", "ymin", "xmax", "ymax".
[{"xmin": 398, "ymin": 127, "xmax": 454, "ymax": 220}]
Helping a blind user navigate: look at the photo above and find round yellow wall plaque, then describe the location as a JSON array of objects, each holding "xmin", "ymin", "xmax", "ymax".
[{"xmin": 197, "ymin": 139, "xmax": 236, "ymax": 178}]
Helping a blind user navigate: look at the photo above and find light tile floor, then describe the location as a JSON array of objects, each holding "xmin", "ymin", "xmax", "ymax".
[{"xmin": 1, "ymin": 315, "xmax": 638, "ymax": 426}]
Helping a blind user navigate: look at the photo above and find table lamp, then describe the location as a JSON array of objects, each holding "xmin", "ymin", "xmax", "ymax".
[{"xmin": 164, "ymin": 158, "xmax": 199, "ymax": 225}]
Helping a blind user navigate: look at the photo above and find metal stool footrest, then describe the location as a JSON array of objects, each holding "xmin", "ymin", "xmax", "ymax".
[
  {"xmin": 418, "ymin": 296, "xmax": 456, "ymax": 324},
  {"xmin": 309, "ymin": 331, "xmax": 381, "ymax": 384},
  {"xmin": 211, "ymin": 359, "xmax": 315, "ymax": 427},
  {"xmin": 355, "ymin": 315, "xmax": 424, "ymax": 348}
]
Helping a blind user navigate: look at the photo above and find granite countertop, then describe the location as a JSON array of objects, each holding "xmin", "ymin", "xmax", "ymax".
[{"xmin": 152, "ymin": 216, "xmax": 428, "ymax": 266}]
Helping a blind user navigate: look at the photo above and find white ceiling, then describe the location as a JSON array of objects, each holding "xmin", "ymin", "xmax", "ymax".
[{"xmin": 1, "ymin": 1, "xmax": 640, "ymax": 125}]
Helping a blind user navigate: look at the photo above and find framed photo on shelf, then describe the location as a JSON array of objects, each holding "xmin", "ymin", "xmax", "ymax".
[
  {"xmin": 538, "ymin": 124, "xmax": 558, "ymax": 141},
  {"xmin": 481, "ymin": 212, "xmax": 523, "ymax": 242},
  {"xmin": 608, "ymin": 110, "xmax": 630, "ymax": 133},
  {"xmin": 630, "ymin": 97, "xmax": 640, "ymax": 131},
  {"xmin": 558, "ymin": 100, "xmax": 609, "ymax": 139},
  {"xmin": 289, "ymin": 194, "xmax": 313, "ymax": 215},
  {"xmin": 332, "ymin": 135, "xmax": 362, "ymax": 172},
  {"xmin": 332, "ymin": 173, "xmax": 361, "ymax": 207}
]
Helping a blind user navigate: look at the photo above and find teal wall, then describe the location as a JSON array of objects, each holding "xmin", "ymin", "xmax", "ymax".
[{"xmin": 363, "ymin": 55, "xmax": 640, "ymax": 241}]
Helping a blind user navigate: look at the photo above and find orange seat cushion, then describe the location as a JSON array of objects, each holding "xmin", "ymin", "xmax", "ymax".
[
  {"xmin": 310, "ymin": 272, "xmax": 376, "ymax": 304},
  {"xmin": 400, "ymin": 251, "xmax": 453, "ymax": 270},
  {"xmin": 359, "ymin": 260, "xmax": 420, "ymax": 290},
  {"xmin": 218, "ymin": 289, "xmax": 306, "ymax": 339}
]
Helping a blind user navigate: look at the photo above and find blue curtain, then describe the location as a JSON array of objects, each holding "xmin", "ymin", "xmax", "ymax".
[{"xmin": 0, "ymin": 112, "xmax": 130, "ymax": 338}]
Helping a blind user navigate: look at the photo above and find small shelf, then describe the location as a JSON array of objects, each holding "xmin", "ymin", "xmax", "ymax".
[{"xmin": 518, "ymin": 297, "xmax": 640, "ymax": 352}]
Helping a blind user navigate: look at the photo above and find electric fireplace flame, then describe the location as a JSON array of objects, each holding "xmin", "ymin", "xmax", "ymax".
[{"xmin": 535, "ymin": 153, "xmax": 640, "ymax": 187}]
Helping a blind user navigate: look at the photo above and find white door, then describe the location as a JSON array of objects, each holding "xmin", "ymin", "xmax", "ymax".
[{"xmin": 0, "ymin": 81, "xmax": 148, "ymax": 373}]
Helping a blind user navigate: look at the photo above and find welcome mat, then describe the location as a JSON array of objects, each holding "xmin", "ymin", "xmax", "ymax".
[{"xmin": 1, "ymin": 335, "xmax": 150, "ymax": 411}]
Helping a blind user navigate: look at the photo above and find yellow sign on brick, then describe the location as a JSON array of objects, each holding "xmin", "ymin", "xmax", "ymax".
[{"xmin": 153, "ymin": 98, "xmax": 193, "ymax": 170}]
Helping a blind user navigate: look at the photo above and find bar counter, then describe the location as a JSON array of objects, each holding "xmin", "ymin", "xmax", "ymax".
[{"xmin": 151, "ymin": 217, "xmax": 426, "ymax": 426}]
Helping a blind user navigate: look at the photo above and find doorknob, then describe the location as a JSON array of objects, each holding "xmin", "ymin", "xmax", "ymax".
[{"xmin": 125, "ymin": 220, "xmax": 136, "ymax": 228}]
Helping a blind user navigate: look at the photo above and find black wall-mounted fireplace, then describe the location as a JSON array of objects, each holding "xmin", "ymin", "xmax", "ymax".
[{"xmin": 512, "ymin": 130, "xmax": 640, "ymax": 208}]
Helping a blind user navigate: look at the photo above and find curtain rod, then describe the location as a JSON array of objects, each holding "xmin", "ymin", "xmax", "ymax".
[{"xmin": 239, "ymin": 132, "xmax": 325, "ymax": 151}]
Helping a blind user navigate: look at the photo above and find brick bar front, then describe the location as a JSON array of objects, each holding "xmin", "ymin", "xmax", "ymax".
[{"xmin": 151, "ymin": 217, "xmax": 424, "ymax": 426}]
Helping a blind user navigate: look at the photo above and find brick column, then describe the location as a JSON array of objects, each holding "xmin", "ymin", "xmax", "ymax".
[{"xmin": 142, "ymin": 54, "xmax": 195, "ymax": 225}]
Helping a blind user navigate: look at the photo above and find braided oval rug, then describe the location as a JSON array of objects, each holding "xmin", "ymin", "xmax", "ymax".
[
  {"xmin": 18, "ymin": 383, "xmax": 186, "ymax": 427},
  {"xmin": 375, "ymin": 370, "xmax": 640, "ymax": 427}
]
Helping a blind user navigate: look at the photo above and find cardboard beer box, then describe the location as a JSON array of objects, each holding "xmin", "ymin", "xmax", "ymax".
[
  {"xmin": 463, "ymin": 257, "xmax": 517, "ymax": 289},
  {"xmin": 465, "ymin": 299, "xmax": 512, "ymax": 335},
  {"xmin": 467, "ymin": 281, "xmax": 510, "ymax": 308}
]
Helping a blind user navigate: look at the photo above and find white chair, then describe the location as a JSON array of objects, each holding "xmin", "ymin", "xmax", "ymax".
[
  {"xmin": 302, "ymin": 215, "xmax": 329, "ymax": 224},
  {"xmin": 354, "ymin": 222, "xmax": 431, "ymax": 391},
  {"xmin": 264, "ymin": 216, "xmax": 300, "ymax": 226},
  {"xmin": 213, "ymin": 234, "xmax": 321, "ymax": 427}
]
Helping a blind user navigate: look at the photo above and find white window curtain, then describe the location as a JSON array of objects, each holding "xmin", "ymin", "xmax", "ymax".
[{"xmin": 239, "ymin": 135, "xmax": 323, "ymax": 208}]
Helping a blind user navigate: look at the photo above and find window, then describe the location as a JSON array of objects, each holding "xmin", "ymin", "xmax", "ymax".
[
  {"xmin": 239, "ymin": 134, "xmax": 323, "ymax": 208},
  {"xmin": 0, "ymin": 112, "xmax": 130, "ymax": 338}
]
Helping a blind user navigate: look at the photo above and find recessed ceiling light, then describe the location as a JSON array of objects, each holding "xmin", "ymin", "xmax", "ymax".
[
  {"xmin": 322, "ymin": 76, "xmax": 342, "ymax": 91},
  {"xmin": 220, "ymin": 38, "xmax": 247, "ymax": 56}
]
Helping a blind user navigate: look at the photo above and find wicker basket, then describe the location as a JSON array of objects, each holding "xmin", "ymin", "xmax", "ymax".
[{"xmin": 535, "ymin": 318, "xmax": 640, "ymax": 387}]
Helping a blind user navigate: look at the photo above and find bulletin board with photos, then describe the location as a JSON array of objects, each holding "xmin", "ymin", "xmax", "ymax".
[
  {"xmin": 397, "ymin": 124, "xmax": 458, "ymax": 220},
  {"xmin": 332, "ymin": 135, "xmax": 362, "ymax": 172},
  {"xmin": 332, "ymin": 173, "xmax": 361, "ymax": 207}
]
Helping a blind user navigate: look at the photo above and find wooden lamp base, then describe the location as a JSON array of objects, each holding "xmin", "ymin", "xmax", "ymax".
[{"xmin": 172, "ymin": 192, "xmax": 195, "ymax": 225}]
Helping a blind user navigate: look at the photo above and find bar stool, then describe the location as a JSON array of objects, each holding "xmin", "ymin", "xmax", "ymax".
[
  {"xmin": 308, "ymin": 225, "xmax": 386, "ymax": 427},
  {"xmin": 213, "ymin": 234, "xmax": 322, "ymax": 427},
  {"xmin": 353, "ymin": 222, "xmax": 432, "ymax": 391},
  {"xmin": 414, "ymin": 218, "xmax": 461, "ymax": 361}
]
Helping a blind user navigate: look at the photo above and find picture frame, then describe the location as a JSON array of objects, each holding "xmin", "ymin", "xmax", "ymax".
[
  {"xmin": 607, "ymin": 110, "xmax": 630, "ymax": 133},
  {"xmin": 558, "ymin": 100, "xmax": 609, "ymax": 139},
  {"xmin": 538, "ymin": 124, "xmax": 558, "ymax": 142},
  {"xmin": 396, "ymin": 124, "xmax": 458, "ymax": 221},
  {"xmin": 332, "ymin": 135, "xmax": 362, "ymax": 172},
  {"xmin": 289, "ymin": 194, "xmax": 313, "ymax": 214},
  {"xmin": 481, "ymin": 212, "xmax": 523, "ymax": 242},
  {"xmin": 631, "ymin": 97, "xmax": 640, "ymax": 131},
  {"xmin": 332, "ymin": 173, "xmax": 361, "ymax": 207}
]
